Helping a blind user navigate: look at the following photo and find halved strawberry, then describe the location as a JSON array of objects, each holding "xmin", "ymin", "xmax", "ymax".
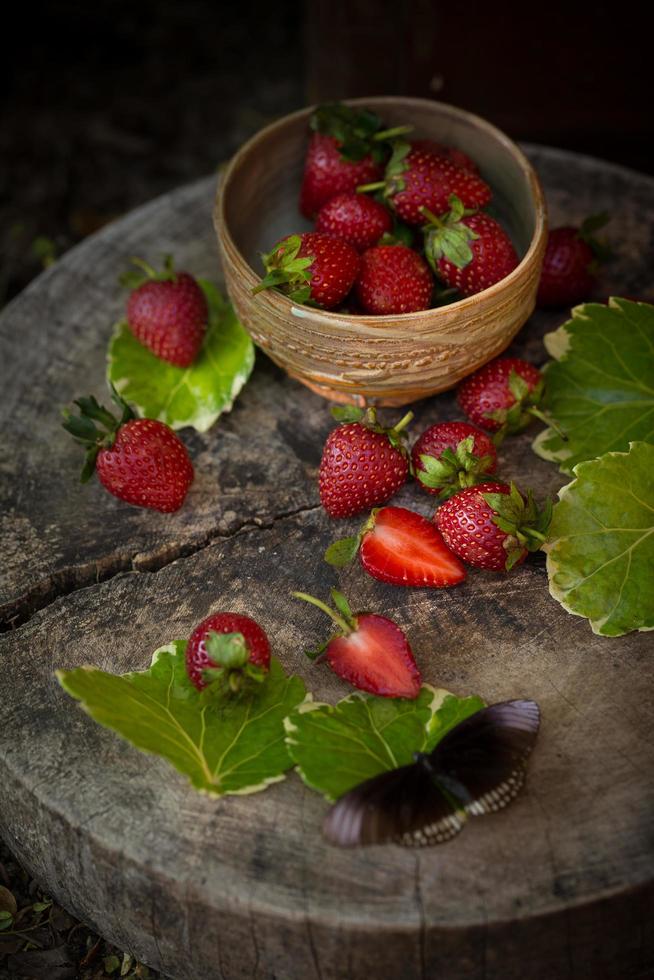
[
  {"xmin": 293, "ymin": 589, "xmax": 421, "ymax": 698},
  {"xmin": 325, "ymin": 506, "xmax": 466, "ymax": 588}
]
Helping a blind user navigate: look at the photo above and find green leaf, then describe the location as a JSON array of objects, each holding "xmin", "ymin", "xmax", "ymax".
[
  {"xmin": 57, "ymin": 643, "xmax": 308, "ymax": 795},
  {"xmin": 330, "ymin": 404, "xmax": 365, "ymax": 423},
  {"xmin": 544, "ymin": 441, "xmax": 654, "ymax": 636},
  {"xmin": 284, "ymin": 687, "xmax": 484, "ymax": 801},
  {"xmin": 324, "ymin": 535, "xmax": 360, "ymax": 567},
  {"xmin": 532, "ymin": 299, "xmax": 654, "ymax": 473},
  {"xmin": 107, "ymin": 281, "xmax": 254, "ymax": 432}
]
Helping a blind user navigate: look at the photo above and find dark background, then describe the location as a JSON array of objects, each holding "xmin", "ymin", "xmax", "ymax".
[{"xmin": 2, "ymin": 0, "xmax": 652, "ymax": 306}]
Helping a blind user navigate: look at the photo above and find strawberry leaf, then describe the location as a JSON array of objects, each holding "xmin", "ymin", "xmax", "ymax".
[
  {"xmin": 324, "ymin": 535, "xmax": 361, "ymax": 567},
  {"xmin": 107, "ymin": 280, "xmax": 254, "ymax": 433},
  {"xmin": 545, "ymin": 442, "xmax": 654, "ymax": 636},
  {"xmin": 533, "ymin": 299, "xmax": 654, "ymax": 473},
  {"xmin": 57, "ymin": 642, "xmax": 308, "ymax": 795},
  {"xmin": 284, "ymin": 687, "xmax": 484, "ymax": 801}
]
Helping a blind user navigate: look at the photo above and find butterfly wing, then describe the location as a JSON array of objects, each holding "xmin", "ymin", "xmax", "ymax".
[
  {"xmin": 323, "ymin": 761, "xmax": 467, "ymax": 848},
  {"xmin": 427, "ymin": 699, "xmax": 540, "ymax": 818},
  {"xmin": 323, "ymin": 699, "xmax": 540, "ymax": 847}
]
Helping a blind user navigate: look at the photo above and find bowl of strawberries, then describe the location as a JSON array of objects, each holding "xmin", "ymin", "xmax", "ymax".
[{"xmin": 214, "ymin": 97, "xmax": 547, "ymax": 406}]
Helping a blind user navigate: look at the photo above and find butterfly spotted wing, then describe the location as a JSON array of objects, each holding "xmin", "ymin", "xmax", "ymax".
[{"xmin": 323, "ymin": 699, "xmax": 540, "ymax": 847}]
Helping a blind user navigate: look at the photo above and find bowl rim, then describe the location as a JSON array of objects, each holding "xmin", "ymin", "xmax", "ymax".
[{"xmin": 216, "ymin": 96, "xmax": 547, "ymax": 323}]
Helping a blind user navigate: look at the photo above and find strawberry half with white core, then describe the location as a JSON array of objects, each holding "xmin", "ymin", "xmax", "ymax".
[
  {"xmin": 299, "ymin": 103, "xmax": 412, "ymax": 219},
  {"xmin": 358, "ymin": 141, "xmax": 492, "ymax": 227},
  {"xmin": 293, "ymin": 588, "xmax": 421, "ymax": 698},
  {"xmin": 457, "ymin": 357, "xmax": 551, "ymax": 443},
  {"xmin": 253, "ymin": 233, "xmax": 359, "ymax": 310},
  {"xmin": 435, "ymin": 482, "xmax": 552, "ymax": 571},
  {"xmin": 325, "ymin": 506, "xmax": 466, "ymax": 588},
  {"xmin": 319, "ymin": 405, "xmax": 412, "ymax": 518},
  {"xmin": 421, "ymin": 195, "xmax": 519, "ymax": 297},
  {"xmin": 62, "ymin": 390, "xmax": 193, "ymax": 512},
  {"xmin": 122, "ymin": 255, "xmax": 208, "ymax": 367},
  {"xmin": 412, "ymin": 421, "xmax": 497, "ymax": 499},
  {"xmin": 185, "ymin": 612, "xmax": 271, "ymax": 693}
]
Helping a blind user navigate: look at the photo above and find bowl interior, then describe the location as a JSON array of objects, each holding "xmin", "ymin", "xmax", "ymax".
[{"xmin": 222, "ymin": 98, "xmax": 538, "ymax": 277}]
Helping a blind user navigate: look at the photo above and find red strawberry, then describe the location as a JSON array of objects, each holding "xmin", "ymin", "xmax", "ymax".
[
  {"xmin": 435, "ymin": 482, "xmax": 551, "ymax": 571},
  {"xmin": 300, "ymin": 134, "xmax": 384, "ymax": 220},
  {"xmin": 319, "ymin": 406, "xmax": 412, "ymax": 518},
  {"xmin": 62, "ymin": 392, "xmax": 193, "ymax": 512},
  {"xmin": 253, "ymin": 232, "xmax": 359, "ymax": 310},
  {"xmin": 315, "ymin": 193, "xmax": 392, "ymax": 252},
  {"xmin": 293, "ymin": 589, "xmax": 421, "ymax": 698},
  {"xmin": 325, "ymin": 505, "xmax": 466, "ymax": 588},
  {"xmin": 411, "ymin": 139, "xmax": 480, "ymax": 174},
  {"xmin": 355, "ymin": 244, "xmax": 433, "ymax": 314},
  {"xmin": 411, "ymin": 421, "xmax": 497, "ymax": 499},
  {"xmin": 299, "ymin": 104, "xmax": 410, "ymax": 218},
  {"xmin": 457, "ymin": 357, "xmax": 543, "ymax": 438},
  {"xmin": 537, "ymin": 214, "xmax": 611, "ymax": 308},
  {"xmin": 422, "ymin": 196, "xmax": 519, "ymax": 297},
  {"xmin": 185, "ymin": 612, "xmax": 271, "ymax": 692},
  {"xmin": 359, "ymin": 141, "xmax": 491, "ymax": 226},
  {"xmin": 122, "ymin": 256, "xmax": 207, "ymax": 367}
]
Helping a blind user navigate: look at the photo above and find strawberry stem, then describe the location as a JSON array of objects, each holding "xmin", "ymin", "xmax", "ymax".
[
  {"xmin": 356, "ymin": 180, "xmax": 385, "ymax": 193},
  {"xmin": 292, "ymin": 592, "xmax": 352, "ymax": 634},
  {"xmin": 419, "ymin": 206, "xmax": 444, "ymax": 227},
  {"xmin": 528, "ymin": 406, "xmax": 568, "ymax": 441},
  {"xmin": 373, "ymin": 125, "xmax": 413, "ymax": 141},
  {"xmin": 393, "ymin": 410, "xmax": 413, "ymax": 434}
]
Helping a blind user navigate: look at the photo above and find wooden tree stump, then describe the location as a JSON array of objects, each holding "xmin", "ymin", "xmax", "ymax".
[{"xmin": 1, "ymin": 147, "xmax": 653, "ymax": 980}]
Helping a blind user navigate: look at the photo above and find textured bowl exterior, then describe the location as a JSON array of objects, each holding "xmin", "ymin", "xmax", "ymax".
[{"xmin": 215, "ymin": 97, "xmax": 547, "ymax": 406}]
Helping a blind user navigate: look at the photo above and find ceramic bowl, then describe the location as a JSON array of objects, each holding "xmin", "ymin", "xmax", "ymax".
[{"xmin": 214, "ymin": 97, "xmax": 547, "ymax": 406}]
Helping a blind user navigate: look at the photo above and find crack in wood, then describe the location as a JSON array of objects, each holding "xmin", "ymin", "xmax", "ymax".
[{"xmin": 0, "ymin": 503, "xmax": 321, "ymax": 634}]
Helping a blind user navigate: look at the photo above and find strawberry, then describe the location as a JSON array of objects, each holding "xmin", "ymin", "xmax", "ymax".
[
  {"xmin": 422, "ymin": 195, "xmax": 519, "ymax": 297},
  {"xmin": 121, "ymin": 256, "xmax": 207, "ymax": 367},
  {"xmin": 358, "ymin": 141, "xmax": 491, "ymax": 226},
  {"xmin": 457, "ymin": 357, "xmax": 544, "ymax": 439},
  {"xmin": 293, "ymin": 588, "xmax": 421, "ymax": 698},
  {"xmin": 185, "ymin": 612, "xmax": 271, "ymax": 692},
  {"xmin": 355, "ymin": 244, "xmax": 433, "ymax": 314},
  {"xmin": 299, "ymin": 104, "xmax": 411, "ymax": 219},
  {"xmin": 411, "ymin": 421, "xmax": 497, "ymax": 499},
  {"xmin": 319, "ymin": 406, "xmax": 412, "ymax": 518},
  {"xmin": 537, "ymin": 214, "xmax": 611, "ymax": 308},
  {"xmin": 411, "ymin": 139, "xmax": 480, "ymax": 174},
  {"xmin": 434, "ymin": 482, "xmax": 551, "ymax": 571},
  {"xmin": 253, "ymin": 233, "xmax": 359, "ymax": 310},
  {"xmin": 315, "ymin": 193, "xmax": 392, "ymax": 252},
  {"xmin": 325, "ymin": 505, "xmax": 466, "ymax": 588},
  {"xmin": 62, "ymin": 390, "xmax": 193, "ymax": 512}
]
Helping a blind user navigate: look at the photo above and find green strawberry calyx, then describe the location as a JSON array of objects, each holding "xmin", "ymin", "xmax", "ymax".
[
  {"xmin": 417, "ymin": 435, "xmax": 495, "ymax": 499},
  {"xmin": 61, "ymin": 387, "xmax": 134, "ymax": 483},
  {"xmin": 578, "ymin": 212, "xmax": 613, "ymax": 264},
  {"xmin": 253, "ymin": 235, "xmax": 315, "ymax": 305},
  {"xmin": 420, "ymin": 195, "xmax": 480, "ymax": 272},
  {"xmin": 329, "ymin": 404, "xmax": 413, "ymax": 455},
  {"xmin": 293, "ymin": 588, "xmax": 358, "ymax": 661},
  {"xmin": 311, "ymin": 103, "xmax": 412, "ymax": 164},
  {"xmin": 482, "ymin": 483, "xmax": 552, "ymax": 570},
  {"xmin": 201, "ymin": 630, "xmax": 267, "ymax": 695},
  {"xmin": 324, "ymin": 509, "xmax": 380, "ymax": 567},
  {"xmin": 485, "ymin": 370, "xmax": 567, "ymax": 446},
  {"xmin": 357, "ymin": 138, "xmax": 412, "ymax": 196},
  {"xmin": 119, "ymin": 254, "xmax": 179, "ymax": 291}
]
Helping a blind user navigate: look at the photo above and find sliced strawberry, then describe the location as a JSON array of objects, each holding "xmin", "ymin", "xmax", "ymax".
[
  {"xmin": 328, "ymin": 614, "xmax": 421, "ymax": 699},
  {"xmin": 293, "ymin": 589, "xmax": 421, "ymax": 699},
  {"xmin": 325, "ymin": 506, "xmax": 465, "ymax": 588}
]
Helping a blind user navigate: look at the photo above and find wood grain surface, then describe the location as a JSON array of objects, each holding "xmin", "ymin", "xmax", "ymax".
[{"xmin": 1, "ymin": 147, "xmax": 653, "ymax": 980}]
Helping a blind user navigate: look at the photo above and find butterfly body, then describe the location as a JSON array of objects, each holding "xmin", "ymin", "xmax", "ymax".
[{"xmin": 323, "ymin": 699, "xmax": 540, "ymax": 847}]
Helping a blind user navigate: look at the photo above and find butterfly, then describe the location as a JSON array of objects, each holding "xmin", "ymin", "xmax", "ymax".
[{"xmin": 323, "ymin": 699, "xmax": 540, "ymax": 847}]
